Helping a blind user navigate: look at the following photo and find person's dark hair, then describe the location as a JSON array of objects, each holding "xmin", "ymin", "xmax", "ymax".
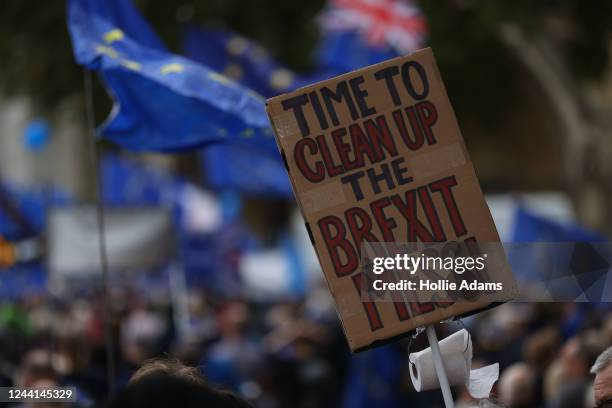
[
  {"xmin": 129, "ymin": 358, "xmax": 206, "ymax": 386},
  {"xmin": 108, "ymin": 358, "xmax": 252, "ymax": 408}
]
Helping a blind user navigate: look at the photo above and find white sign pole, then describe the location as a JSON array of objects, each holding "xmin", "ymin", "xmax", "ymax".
[{"xmin": 425, "ymin": 325, "xmax": 455, "ymax": 408}]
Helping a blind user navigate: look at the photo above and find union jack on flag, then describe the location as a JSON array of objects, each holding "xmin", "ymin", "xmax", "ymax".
[{"xmin": 319, "ymin": 0, "xmax": 427, "ymax": 53}]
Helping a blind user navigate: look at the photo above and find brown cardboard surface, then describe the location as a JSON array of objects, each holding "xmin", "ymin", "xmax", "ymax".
[{"xmin": 266, "ymin": 48, "xmax": 514, "ymax": 352}]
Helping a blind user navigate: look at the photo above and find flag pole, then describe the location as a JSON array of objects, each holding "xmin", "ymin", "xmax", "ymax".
[
  {"xmin": 83, "ymin": 69, "xmax": 116, "ymax": 396},
  {"xmin": 425, "ymin": 325, "xmax": 455, "ymax": 408}
]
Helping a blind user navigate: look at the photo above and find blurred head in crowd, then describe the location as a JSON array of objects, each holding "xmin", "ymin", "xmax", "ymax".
[
  {"xmin": 477, "ymin": 304, "xmax": 534, "ymax": 354},
  {"xmin": 561, "ymin": 332, "xmax": 605, "ymax": 380},
  {"xmin": 120, "ymin": 308, "xmax": 167, "ymax": 367},
  {"xmin": 604, "ymin": 315, "xmax": 612, "ymax": 345},
  {"xmin": 591, "ymin": 346, "xmax": 612, "ymax": 408},
  {"xmin": 129, "ymin": 358, "xmax": 205, "ymax": 386},
  {"xmin": 544, "ymin": 360, "xmax": 566, "ymax": 402},
  {"xmin": 498, "ymin": 362, "xmax": 536, "ymax": 408},
  {"xmin": 109, "ymin": 358, "xmax": 251, "ymax": 408},
  {"xmin": 543, "ymin": 330, "xmax": 607, "ymax": 408},
  {"xmin": 16, "ymin": 349, "xmax": 62, "ymax": 408},
  {"xmin": 477, "ymin": 399, "xmax": 507, "ymax": 408},
  {"xmin": 16, "ymin": 349, "xmax": 59, "ymax": 389},
  {"xmin": 522, "ymin": 325, "xmax": 560, "ymax": 372},
  {"xmin": 217, "ymin": 301, "xmax": 249, "ymax": 339}
]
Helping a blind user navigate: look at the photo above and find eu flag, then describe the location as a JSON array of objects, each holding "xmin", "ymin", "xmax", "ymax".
[
  {"xmin": 182, "ymin": 25, "xmax": 337, "ymax": 99},
  {"xmin": 512, "ymin": 206, "xmax": 607, "ymax": 242},
  {"xmin": 508, "ymin": 206, "xmax": 611, "ymax": 302},
  {"xmin": 183, "ymin": 25, "xmax": 301, "ymax": 98},
  {"xmin": 181, "ymin": 26, "xmax": 295, "ymax": 198},
  {"xmin": 180, "ymin": 25, "xmax": 396, "ymax": 198},
  {"xmin": 67, "ymin": 0, "xmax": 276, "ymax": 153},
  {"xmin": 201, "ymin": 144, "xmax": 292, "ymax": 199},
  {"xmin": 0, "ymin": 182, "xmax": 72, "ymax": 240},
  {"xmin": 315, "ymin": 30, "xmax": 399, "ymax": 74},
  {"xmin": 101, "ymin": 155, "xmax": 183, "ymax": 207}
]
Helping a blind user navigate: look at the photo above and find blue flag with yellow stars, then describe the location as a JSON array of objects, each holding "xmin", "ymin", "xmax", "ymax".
[
  {"xmin": 202, "ymin": 144, "xmax": 293, "ymax": 199},
  {"xmin": 181, "ymin": 26, "xmax": 295, "ymax": 198},
  {"xmin": 182, "ymin": 25, "xmax": 334, "ymax": 99},
  {"xmin": 315, "ymin": 30, "xmax": 399, "ymax": 75},
  {"xmin": 183, "ymin": 25, "xmax": 297, "ymax": 98},
  {"xmin": 67, "ymin": 0, "xmax": 276, "ymax": 152}
]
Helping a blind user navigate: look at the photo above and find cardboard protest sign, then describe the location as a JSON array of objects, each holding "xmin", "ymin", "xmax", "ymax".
[{"xmin": 266, "ymin": 48, "xmax": 514, "ymax": 352}]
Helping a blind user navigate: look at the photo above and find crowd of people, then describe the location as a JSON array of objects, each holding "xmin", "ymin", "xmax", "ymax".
[{"xmin": 0, "ymin": 274, "xmax": 610, "ymax": 408}]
